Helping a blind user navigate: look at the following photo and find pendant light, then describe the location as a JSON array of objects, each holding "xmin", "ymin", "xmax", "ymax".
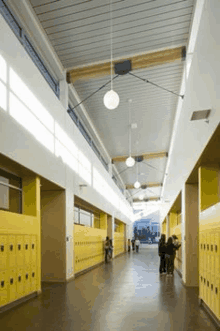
[
  {"xmin": 103, "ymin": 0, "xmax": 119, "ymax": 110},
  {"xmin": 134, "ymin": 161, "xmax": 140, "ymax": 189},
  {"xmin": 125, "ymin": 99, "xmax": 135, "ymax": 167}
]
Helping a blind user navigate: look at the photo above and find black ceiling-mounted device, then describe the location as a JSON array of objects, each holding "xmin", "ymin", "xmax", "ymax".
[{"xmin": 114, "ymin": 60, "xmax": 131, "ymax": 75}]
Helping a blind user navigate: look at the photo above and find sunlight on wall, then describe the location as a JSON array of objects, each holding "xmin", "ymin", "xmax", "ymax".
[
  {"xmin": 9, "ymin": 68, "xmax": 54, "ymax": 133},
  {"xmin": 0, "ymin": 54, "xmax": 7, "ymax": 111},
  {"xmin": 0, "ymin": 81, "xmax": 6, "ymax": 111},
  {"xmin": 0, "ymin": 53, "xmax": 132, "ymax": 219},
  {"xmin": 9, "ymin": 92, "xmax": 54, "ymax": 153},
  {"xmin": 0, "ymin": 54, "xmax": 7, "ymax": 83}
]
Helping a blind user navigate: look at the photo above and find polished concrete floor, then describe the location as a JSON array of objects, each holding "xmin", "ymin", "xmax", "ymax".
[{"xmin": 0, "ymin": 246, "xmax": 218, "ymax": 331}]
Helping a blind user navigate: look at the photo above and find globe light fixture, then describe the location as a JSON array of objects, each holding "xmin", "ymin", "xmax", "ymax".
[
  {"xmin": 126, "ymin": 156, "xmax": 135, "ymax": 167},
  {"xmin": 134, "ymin": 180, "xmax": 141, "ymax": 189},
  {"xmin": 103, "ymin": 89, "xmax": 119, "ymax": 110},
  {"xmin": 139, "ymin": 194, "xmax": 144, "ymax": 200}
]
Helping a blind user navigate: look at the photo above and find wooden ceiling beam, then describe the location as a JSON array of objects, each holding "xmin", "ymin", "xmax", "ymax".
[
  {"xmin": 112, "ymin": 151, "xmax": 168, "ymax": 164},
  {"xmin": 126, "ymin": 182, "xmax": 162, "ymax": 190},
  {"xmin": 67, "ymin": 46, "xmax": 185, "ymax": 83},
  {"xmin": 133, "ymin": 197, "xmax": 160, "ymax": 203}
]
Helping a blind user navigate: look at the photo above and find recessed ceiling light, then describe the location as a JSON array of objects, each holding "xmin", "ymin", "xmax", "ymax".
[{"xmin": 131, "ymin": 123, "xmax": 137, "ymax": 129}]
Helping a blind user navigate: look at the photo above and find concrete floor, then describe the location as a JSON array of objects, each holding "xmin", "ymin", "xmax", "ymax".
[{"xmin": 0, "ymin": 246, "xmax": 218, "ymax": 331}]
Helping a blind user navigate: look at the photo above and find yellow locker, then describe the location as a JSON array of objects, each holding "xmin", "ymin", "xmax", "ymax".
[
  {"xmin": 23, "ymin": 270, "xmax": 31, "ymax": 295},
  {"xmin": 0, "ymin": 235, "xmax": 8, "ymax": 271},
  {"xmin": 203, "ymin": 276, "xmax": 207, "ymax": 304},
  {"xmin": 199, "ymin": 274, "xmax": 203, "ymax": 300},
  {"xmin": 24, "ymin": 235, "xmax": 31, "ymax": 266},
  {"xmin": 215, "ymin": 233, "xmax": 220, "ymax": 277},
  {"xmin": 16, "ymin": 269, "xmax": 24, "ymax": 299},
  {"xmin": 31, "ymin": 235, "xmax": 37, "ymax": 267},
  {"xmin": 210, "ymin": 274, "xmax": 215, "ymax": 313},
  {"xmin": 8, "ymin": 269, "xmax": 17, "ymax": 302},
  {"xmin": 0, "ymin": 270, "xmax": 8, "ymax": 307},
  {"xmin": 8, "ymin": 235, "xmax": 16, "ymax": 269},
  {"xmin": 210, "ymin": 232, "xmax": 215, "ymax": 274},
  {"xmin": 16, "ymin": 235, "xmax": 24, "ymax": 269},
  {"xmin": 206, "ymin": 273, "xmax": 211, "ymax": 307},
  {"xmin": 214, "ymin": 277, "xmax": 220, "ymax": 320},
  {"xmin": 30, "ymin": 266, "xmax": 37, "ymax": 292},
  {"xmin": 207, "ymin": 233, "xmax": 211, "ymax": 271}
]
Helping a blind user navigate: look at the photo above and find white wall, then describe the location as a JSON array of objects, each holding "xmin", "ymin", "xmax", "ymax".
[
  {"xmin": 161, "ymin": 0, "xmax": 220, "ymax": 221},
  {"xmin": 0, "ymin": 15, "xmax": 132, "ymax": 228}
]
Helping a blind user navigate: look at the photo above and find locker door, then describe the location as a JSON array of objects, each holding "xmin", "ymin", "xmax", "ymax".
[
  {"xmin": 16, "ymin": 235, "xmax": 24, "ymax": 269},
  {"xmin": 0, "ymin": 235, "xmax": 8, "ymax": 271},
  {"xmin": 199, "ymin": 274, "xmax": 203, "ymax": 300},
  {"xmin": 23, "ymin": 269, "xmax": 31, "ymax": 295},
  {"xmin": 210, "ymin": 233, "xmax": 215, "ymax": 274},
  {"xmin": 210, "ymin": 274, "xmax": 215, "ymax": 313},
  {"xmin": 16, "ymin": 269, "xmax": 24, "ymax": 299},
  {"xmin": 207, "ymin": 273, "xmax": 211, "ymax": 308},
  {"xmin": 215, "ymin": 233, "xmax": 220, "ymax": 277},
  {"xmin": 0, "ymin": 270, "xmax": 8, "ymax": 307},
  {"xmin": 8, "ymin": 269, "xmax": 17, "ymax": 302},
  {"xmin": 8, "ymin": 235, "xmax": 16, "ymax": 269},
  {"xmin": 214, "ymin": 277, "xmax": 220, "ymax": 320},
  {"xmin": 30, "ymin": 266, "xmax": 37, "ymax": 292},
  {"xmin": 24, "ymin": 235, "xmax": 31, "ymax": 266},
  {"xmin": 31, "ymin": 235, "xmax": 37, "ymax": 267}
]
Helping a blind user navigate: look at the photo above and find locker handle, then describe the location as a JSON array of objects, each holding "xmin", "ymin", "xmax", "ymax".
[
  {"xmin": 18, "ymin": 276, "xmax": 21, "ymax": 282},
  {"xmin": 10, "ymin": 278, "xmax": 14, "ymax": 285},
  {"xmin": 215, "ymin": 245, "xmax": 218, "ymax": 253},
  {"xmin": 18, "ymin": 244, "xmax": 21, "ymax": 250},
  {"xmin": 201, "ymin": 244, "xmax": 202, "ymax": 249},
  {"xmin": 207, "ymin": 281, "xmax": 209, "ymax": 287},
  {"xmin": 211, "ymin": 245, "xmax": 213, "ymax": 251},
  {"xmin": 1, "ymin": 245, "xmax": 4, "ymax": 252},
  {"xmin": 10, "ymin": 245, "xmax": 13, "ymax": 251},
  {"xmin": 207, "ymin": 244, "xmax": 209, "ymax": 250},
  {"xmin": 204, "ymin": 278, "xmax": 206, "ymax": 284},
  {"xmin": 1, "ymin": 281, "xmax": 4, "ymax": 288},
  {"xmin": 32, "ymin": 272, "xmax": 35, "ymax": 278},
  {"xmin": 26, "ymin": 274, "xmax": 28, "ymax": 279},
  {"xmin": 216, "ymin": 287, "xmax": 218, "ymax": 295},
  {"xmin": 211, "ymin": 284, "xmax": 213, "ymax": 290},
  {"xmin": 204, "ymin": 244, "xmax": 206, "ymax": 249},
  {"xmin": 32, "ymin": 244, "xmax": 35, "ymax": 249},
  {"xmin": 25, "ymin": 244, "xmax": 28, "ymax": 250}
]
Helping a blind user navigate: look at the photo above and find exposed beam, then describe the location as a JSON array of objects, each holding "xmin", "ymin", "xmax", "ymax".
[
  {"xmin": 67, "ymin": 46, "xmax": 185, "ymax": 83},
  {"xmin": 133, "ymin": 197, "xmax": 160, "ymax": 203},
  {"xmin": 126, "ymin": 182, "xmax": 162, "ymax": 190},
  {"xmin": 112, "ymin": 151, "xmax": 168, "ymax": 164}
]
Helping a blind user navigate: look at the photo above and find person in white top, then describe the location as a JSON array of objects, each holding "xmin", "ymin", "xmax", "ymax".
[{"xmin": 135, "ymin": 238, "xmax": 140, "ymax": 252}]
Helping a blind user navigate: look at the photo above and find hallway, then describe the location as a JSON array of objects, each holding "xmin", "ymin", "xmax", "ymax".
[{"xmin": 0, "ymin": 247, "xmax": 218, "ymax": 331}]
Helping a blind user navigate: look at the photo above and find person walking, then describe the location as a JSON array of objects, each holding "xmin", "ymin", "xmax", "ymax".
[
  {"xmin": 109, "ymin": 239, "xmax": 113, "ymax": 259},
  {"xmin": 135, "ymin": 238, "xmax": 140, "ymax": 252},
  {"xmin": 158, "ymin": 234, "xmax": 166, "ymax": 274},
  {"xmin": 172, "ymin": 235, "xmax": 181, "ymax": 268},
  {"xmin": 131, "ymin": 239, "xmax": 135, "ymax": 251},
  {"xmin": 128, "ymin": 239, "xmax": 131, "ymax": 252},
  {"xmin": 104, "ymin": 236, "xmax": 110, "ymax": 263},
  {"xmin": 165, "ymin": 237, "xmax": 176, "ymax": 275}
]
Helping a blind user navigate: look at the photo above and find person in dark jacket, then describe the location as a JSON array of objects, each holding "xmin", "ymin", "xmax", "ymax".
[
  {"xmin": 158, "ymin": 234, "xmax": 166, "ymax": 274},
  {"xmin": 166, "ymin": 237, "xmax": 176, "ymax": 275}
]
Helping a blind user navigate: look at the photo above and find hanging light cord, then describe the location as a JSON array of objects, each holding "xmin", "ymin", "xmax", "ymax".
[
  {"xmin": 70, "ymin": 75, "xmax": 119, "ymax": 111},
  {"xmin": 128, "ymin": 72, "xmax": 184, "ymax": 99},
  {"xmin": 110, "ymin": 0, "xmax": 113, "ymax": 90},
  {"xmin": 128, "ymin": 101, "xmax": 131, "ymax": 157}
]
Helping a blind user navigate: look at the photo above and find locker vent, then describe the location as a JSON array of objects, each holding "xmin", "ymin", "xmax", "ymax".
[{"xmin": 190, "ymin": 109, "xmax": 211, "ymax": 121}]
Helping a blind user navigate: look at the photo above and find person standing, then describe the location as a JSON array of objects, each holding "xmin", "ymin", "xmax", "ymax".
[
  {"xmin": 131, "ymin": 239, "xmax": 135, "ymax": 251},
  {"xmin": 104, "ymin": 236, "xmax": 110, "ymax": 263},
  {"xmin": 109, "ymin": 239, "xmax": 113, "ymax": 259},
  {"xmin": 158, "ymin": 234, "xmax": 166, "ymax": 274},
  {"xmin": 135, "ymin": 238, "xmax": 140, "ymax": 252},
  {"xmin": 166, "ymin": 237, "xmax": 176, "ymax": 275},
  {"xmin": 128, "ymin": 239, "xmax": 131, "ymax": 252}
]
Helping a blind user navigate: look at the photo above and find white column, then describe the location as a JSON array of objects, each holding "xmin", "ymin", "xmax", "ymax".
[{"xmin": 59, "ymin": 78, "xmax": 69, "ymax": 110}]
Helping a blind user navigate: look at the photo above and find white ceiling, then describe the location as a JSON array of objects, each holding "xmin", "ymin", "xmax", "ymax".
[{"xmin": 26, "ymin": 0, "xmax": 196, "ymax": 205}]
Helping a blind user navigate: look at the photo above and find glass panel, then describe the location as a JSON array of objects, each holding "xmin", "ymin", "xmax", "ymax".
[
  {"xmin": 0, "ymin": 184, "xmax": 21, "ymax": 213},
  {"xmin": 80, "ymin": 209, "xmax": 91, "ymax": 227},
  {"xmin": 74, "ymin": 207, "xmax": 79, "ymax": 224}
]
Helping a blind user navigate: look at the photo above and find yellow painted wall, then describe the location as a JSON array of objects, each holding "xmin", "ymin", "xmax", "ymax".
[
  {"xmin": 0, "ymin": 176, "xmax": 41, "ymax": 308},
  {"xmin": 74, "ymin": 224, "xmax": 106, "ymax": 274},
  {"xmin": 114, "ymin": 221, "xmax": 125, "ymax": 256},
  {"xmin": 41, "ymin": 190, "xmax": 66, "ymax": 282},
  {"xmin": 199, "ymin": 202, "xmax": 220, "ymax": 319},
  {"xmin": 199, "ymin": 166, "xmax": 219, "ymax": 212}
]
